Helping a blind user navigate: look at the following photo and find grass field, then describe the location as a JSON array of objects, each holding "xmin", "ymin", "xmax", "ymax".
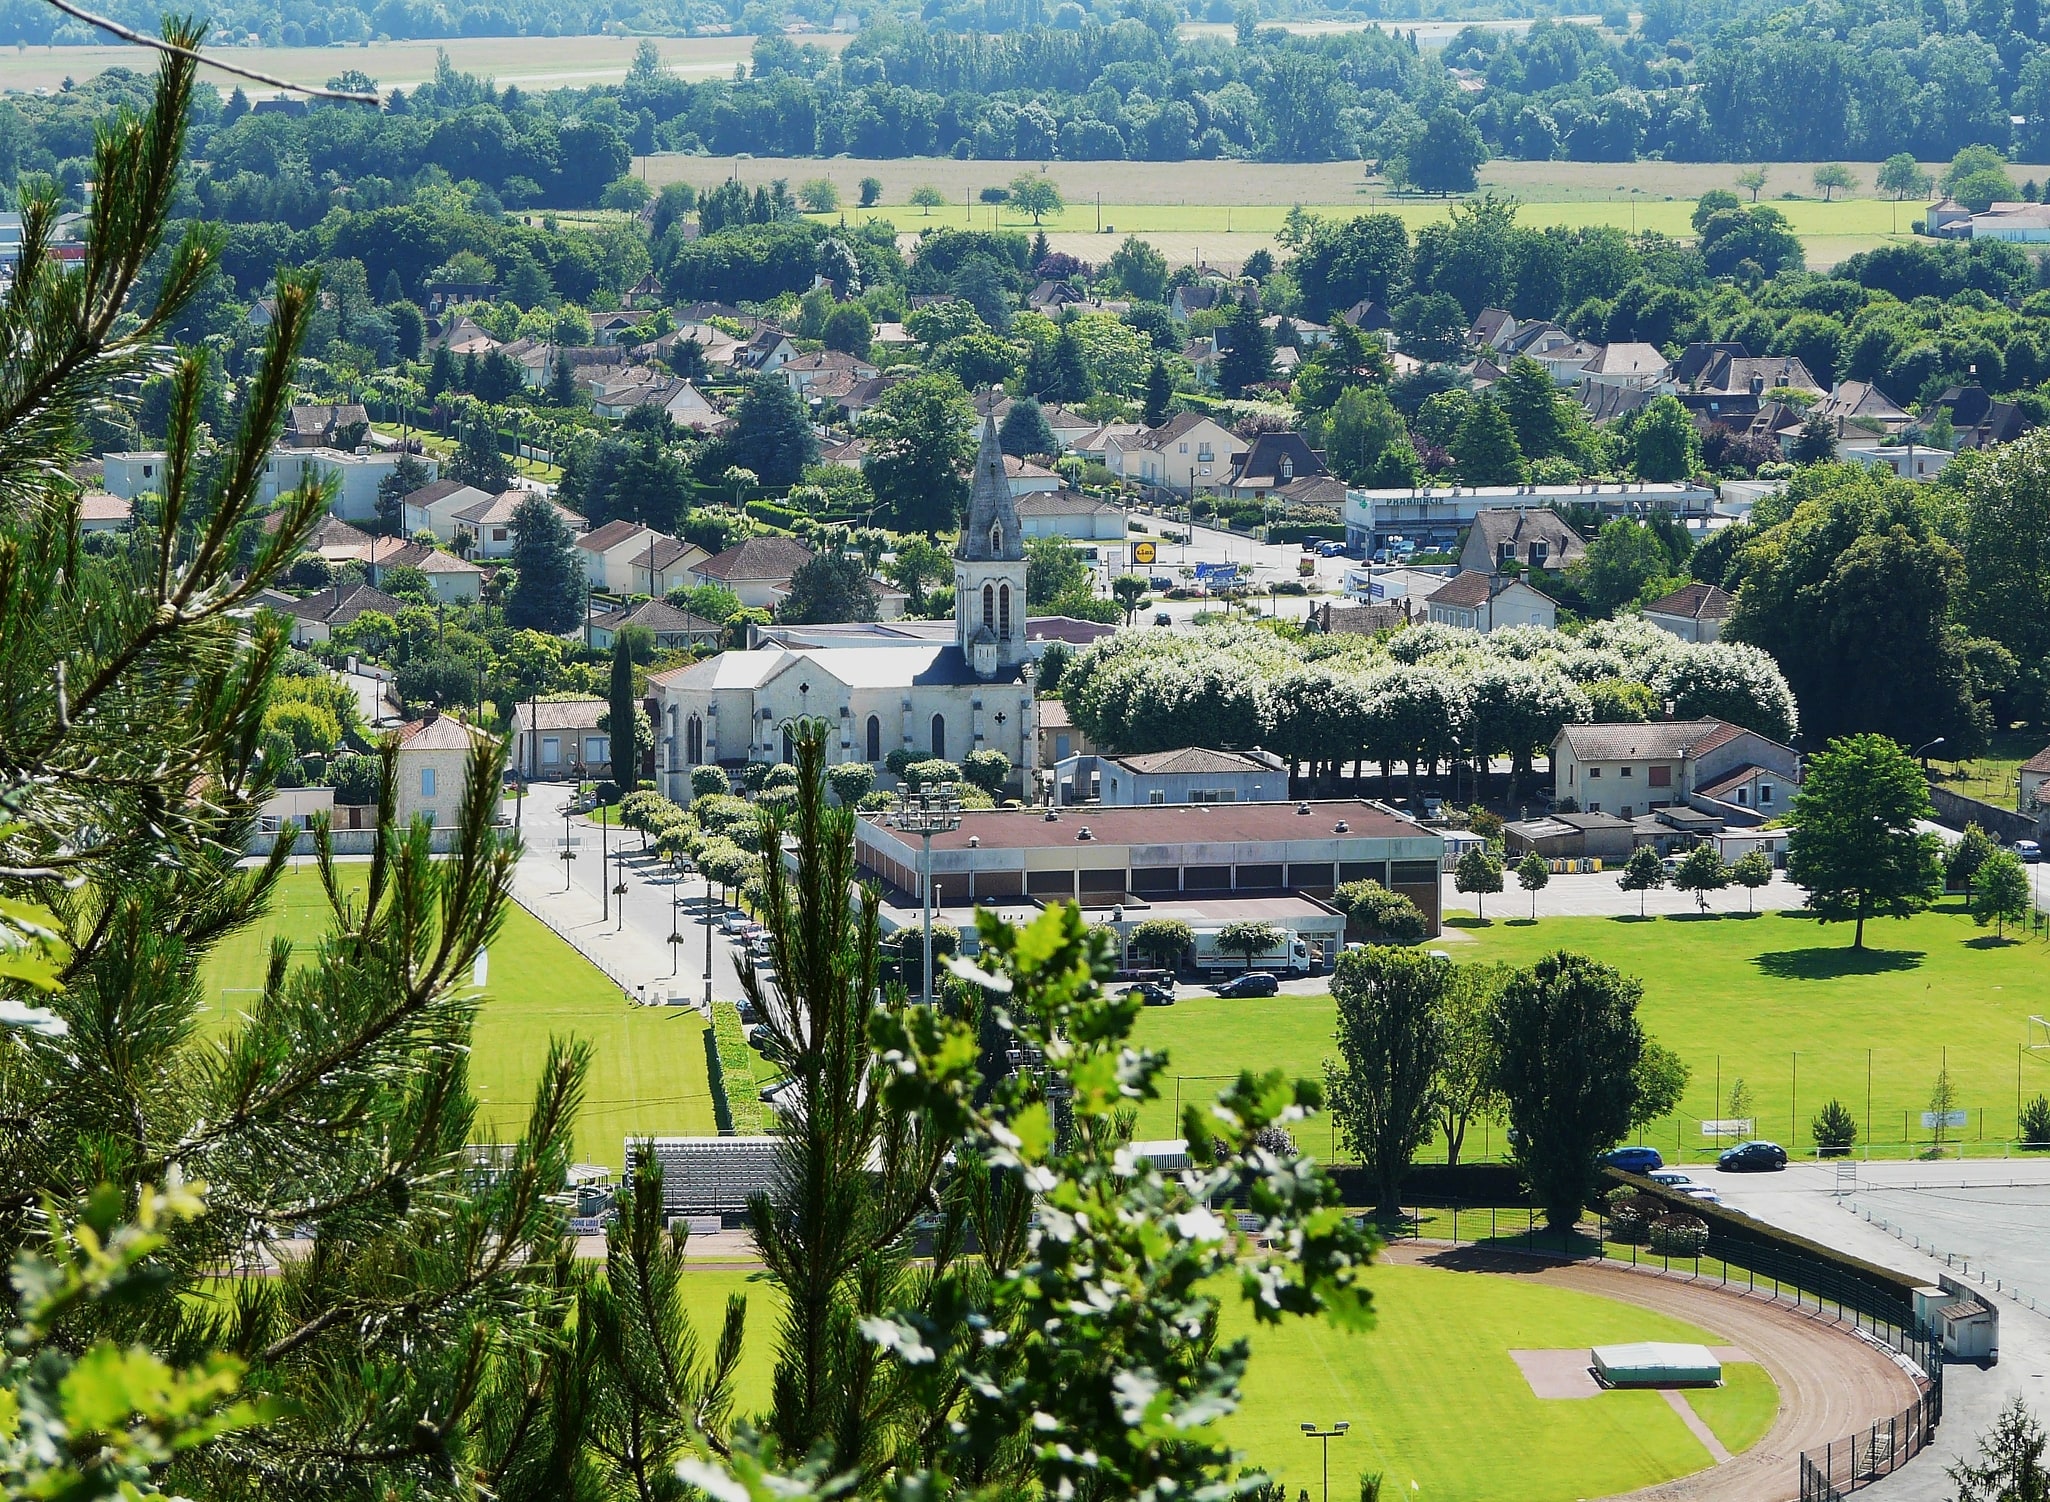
[
  {"xmin": 1931, "ymin": 727, "xmax": 2045, "ymax": 809},
  {"xmin": 670, "ymin": 1261, "xmax": 1774, "ymax": 1501},
  {"xmin": 1136, "ymin": 898, "xmax": 2050, "ymax": 1161},
  {"xmin": 201, "ymin": 866, "xmax": 719, "ymax": 1164}
]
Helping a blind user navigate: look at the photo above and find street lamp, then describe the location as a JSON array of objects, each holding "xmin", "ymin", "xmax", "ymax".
[
  {"xmin": 887, "ymin": 781, "xmax": 964, "ymax": 1005},
  {"xmin": 613, "ymin": 847, "xmax": 629, "ymax": 932},
  {"xmin": 560, "ymin": 802, "xmax": 575, "ymax": 891},
  {"xmin": 600, "ymin": 804, "xmax": 611, "ymax": 922},
  {"xmin": 1300, "ymin": 1422, "xmax": 1349, "ymax": 1502},
  {"xmin": 669, "ymin": 855, "xmax": 689, "ymax": 977},
  {"xmin": 1915, "ymin": 737, "xmax": 1947, "ymax": 772}
]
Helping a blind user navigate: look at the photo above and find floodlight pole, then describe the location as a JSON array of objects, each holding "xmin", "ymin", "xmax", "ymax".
[
  {"xmin": 1300, "ymin": 1422, "xmax": 1349, "ymax": 1502},
  {"xmin": 889, "ymin": 784, "xmax": 963, "ymax": 1005},
  {"xmin": 601, "ymin": 804, "xmax": 610, "ymax": 922}
]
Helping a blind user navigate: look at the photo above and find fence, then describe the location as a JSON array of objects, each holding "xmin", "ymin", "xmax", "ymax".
[
  {"xmin": 1850, "ymin": 1198, "xmax": 2048, "ymax": 1317},
  {"xmin": 1799, "ymin": 1392, "xmax": 1942, "ymax": 1500}
]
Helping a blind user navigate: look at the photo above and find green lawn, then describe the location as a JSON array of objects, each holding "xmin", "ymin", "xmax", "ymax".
[
  {"xmin": 202, "ymin": 867, "xmax": 718, "ymax": 1165},
  {"xmin": 670, "ymin": 1262, "xmax": 1773, "ymax": 1502},
  {"xmin": 1137, "ymin": 900, "xmax": 2050, "ymax": 1160},
  {"xmin": 1932, "ymin": 727, "xmax": 2045, "ymax": 809}
]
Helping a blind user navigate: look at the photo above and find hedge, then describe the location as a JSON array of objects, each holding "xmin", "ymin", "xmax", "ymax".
[
  {"xmin": 1269, "ymin": 523, "xmax": 1346, "ymax": 545},
  {"xmin": 706, "ymin": 1001, "xmax": 766, "ymax": 1135}
]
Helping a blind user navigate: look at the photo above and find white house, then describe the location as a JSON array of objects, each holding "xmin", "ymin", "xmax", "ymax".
[
  {"xmin": 1641, "ymin": 582, "xmax": 1733, "ymax": 643},
  {"xmin": 452, "ymin": 491, "xmax": 587, "ymax": 560},
  {"xmin": 1552, "ymin": 718, "xmax": 1799, "ymax": 823},
  {"xmin": 1104, "ymin": 413, "xmax": 1246, "ymax": 495},
  {"xmin": 574, "ymin": 521, "xmax": 712, "ymax": 595},
  {"xmin": 510, "ymin": 698, "xmax": 614, "ymax": 780},
  {"xmin": 391, "ymin": 711, "xmax": 495, "ymax": 826},
  {"xmin": 1423, "ymin": 570, "xmax": 1557, "ymax": 632},
  {"xmin": 1014, "ymin": 489, "xmax": 1127, "ymax": 541},
  {"xmin": 652, "ymin": 414, "xmax": 1037, "ymax": 796},
  {"xmin": 400, "ymin": 480, "xmax": 494, "ymax": 540},
  {"xmin": 689, "ymin": 536, "xmax": 816, "ymax": 611},
  {"xmin": 103, "ymin": 446, "xmax": 431, "ymax": 525}
]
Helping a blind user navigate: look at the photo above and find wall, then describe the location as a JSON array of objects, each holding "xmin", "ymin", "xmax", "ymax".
[{"xmin": 1926, "ymin": 783, "xmax": 2038, "ymax": 843}]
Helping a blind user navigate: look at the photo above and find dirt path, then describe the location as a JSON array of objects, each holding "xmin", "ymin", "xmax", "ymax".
[{"xmin": 1382, "ymin": 1244, "xmax": 1925, "ymax": 1502}]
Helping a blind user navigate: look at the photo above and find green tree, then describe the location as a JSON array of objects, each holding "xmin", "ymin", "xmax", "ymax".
[
  {"xmin": 1490, "ymin": 951, "xmax": 1646, "ymax": 1230},
  {"xmin": 961, "ymin": 748, "xmax": 1011, "ymax": 798},
  {"xmin": 1670, "ymin": 843, "xmax": 1730, "ymax": 913},
  {"xmin": 727, "ymin": 375, "xmax": 818, "ymax": 487},
  {"xmin": 1792, "ymin": 411, "xmax": 1837, "ymax": 465},
  {"xmin": 1104, "ymin": 234, "xmax": 1170, "ymax": 303},
  {"xmin": 506, "ymin": 492, "xmax": 586, "ymax": 632},
  {"xmin": 1812, "ymin": 163, "xmax": 1857, "ymax": 201},
  {"xmin": 1217, "ymin": 918, "xmax": 1285, "ymax": 970},
  {"xmin": 1616, "ymin": 845, "xmax": 1667, "ymax": 917},
  {"xmin": 1736, "ymin": 167, "xmax": 1768, "ymax": 202},
  {"xmin": 1972, "ymin": 848, "xmax": 2032, "ymax": 938},
  {"xmin": 1326, "ymin": 385, "xmax": 1421, "ymax": 488},
  {"xmin": 1219, "ymin": 297, "xmax": 1275, "ymax": 397},
  {"xmin": 1143, "ymin": 357, "xmax": 1173, "ymax": 426},
  {"xmin": 1812, "ymin": 1098, "xmax": 1859, "ymax": 1155},
  {"xmin": 1130, "ymin": 917, "xmax": 1195, "ymax": 970},
  {"xmin": 1112, "ymin": 573, "xmax": 1149, "ymax": 624},
  {"xmin": 1454, "ymin": 845, "xmax": 1505, "ymax": 921},
  {"xmin": 1515, "ymin": 849, "xmax": 1550, "ymax": 919},
  {"xmin": 1628, "ymin": 393, "xmax": 1700, "ymax": 482},
  {"xmin": 1452, "ymin": 397, "xmax": 1524, "ymax": 487},
  {"xmin": 1961, "ymin": 429, "xmax": 2050, "ymax": 669},
  {"xmin": 779, "ymin": 547, "xmax": 881, "ymax": 624},
  {"xmin": 1405, "ymin": 106, "xmax": 1485, "ymax": 195},
  {"xmin": 373, "ymin": 450, "xmax": 431, "ymax": 536},
  {"xmin": 909, "ymin": 184, "xmax": 946, "ymax": 216},
  {"xmin": 1787, "ymin": 733, "xmax": 1944, "ymax": 947},
  {"xmin": 862, "ymin": 373, "xmax": 975, "ymax": 534},
  {"xmin": 1949, "ymin": 1394, "xmax": 2050, "ymax": 1502},
  {"xmin": 797, "ymin": 177, "xmax": 840, "ymax": 212},
  {"xmin": 1326, "ymin": 946, "xmax": 1449, "ymax": 1216},
  {"xmin": 1573, "ymin": 518, "xmax": 1676, "ymax": 616},
  {"xmin": 1878, "ymin": 153, "xmax": 1933, "ymax": 202},
  {"xmin": 1731, "ymin": 847, "xmax": 1775, "ymax": 912},
  {"xmin": 1434, "ymin": 962, "xmax": 1506, "ymax": 1165},
  {"xmin": 548, "ymin": 349, "xmax": 580, "ymax": 408},
  {"xmin": 1949, "ymin": 822, "xmax": 2000, "ymax": 892},
  {"xmin": 1026, "ymin": 533, "xmax": 1090, "ymax": 604},
  {"xmin": 822, "ymin": 302, "xmax": 874, "ymax": 359},
  {"xmin": 1392, "ymin": 291, "xmax": 1467, "ymax": 362},
  {"xmin": 827, "ymin": 761, "xmax": 876, "ymax": 805},
  {"xmin": 858, "ymin": 176, "xmax": 883, "ymax": 208},
  {"xmin": 885, "ymin": 535, "xmax": 949, "ymax": 610},
  {"xmin": 607, "ymin": 628, "xmax": 641, "ymax": 784},
  {"xmin": 1632, "ymin": 1039, "xmax": 1691, "ymax": 1133},
  {"xmin": 450, "ymin": 412, "xmax": 513, "ymax": 492},
  {"xmin": 1008, "ymin": 173, "xmax": 1063, "ymax": 224},
  {"xmin": 1498, "ymin": 355, "xmax": 1567, "ymax": 461},
  {"xmin": 998, "ymin": 396, "xmax": 1058, "ymax": 458}
]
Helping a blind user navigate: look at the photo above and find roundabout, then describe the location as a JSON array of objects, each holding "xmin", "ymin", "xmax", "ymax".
[{"xmin": 1221, "ymin": 1245, "xmax": 1926, "ymax": 1502}]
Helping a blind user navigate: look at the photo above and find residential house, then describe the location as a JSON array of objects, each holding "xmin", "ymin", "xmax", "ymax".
[
  {"xmin": 587, "ymin": 597, "xmax": 725, "ymax": 652},
  {"xmin": 1577, "ymin": 342, "xmax": 1668, "ymax": 388},
  {"xmin": 1641, "ymin": 581, "xmax": 1734, "ymax": 643},
  {"xmin": 1226, "ymin": 431, "xmax": 1328, "ymax": 498},
  {"xmin": 453, "ymin": 490, "xmax": 588, "ymax": 560},
  {"xmin": 1423, "ymin": 570, "xmax": 1557, "ymax": 632},
  {"xmin": 1815, "ymin": 380, "xmax": 1910, "ymax": 436},
  {"xmin": 363, "ymin": 540, "xmax": 484, "ymax": 604},
  {"xmin": 737, "ymin": 327, "xmax": 797, "ymax": 372},
  {"xmin": 690, "ymin": 536, "xmax": 817, "ymax": 610},
  {"xmin": 400, "ymin": 479, "xmax": 493, "ymax": 540},
  {"xmin": 1266, "ymin": 315, "xmax": 1333, "ymax": 348},
  {"xmin": 263, "ymin": 583, "xmax": 409, "ymax": 646},
  {"xmin": 1575, "ymin": 379, "xmax": 1653, "ymax": 425},
  {"xmin": 431, "ymin": 317, "xmax": 501, "ymax": 357},
  {"xmin": 392, "ymin": 711, "xmax": 495, "ymax": 827},
  {"xmin": 780, "ymin": 349, "xmax": 881, "ymax": 394},
  {"xmin": 1935, "ymin": 384, "xmax": 2035, "ymax": 449},
  {"xmin": 2019, "ymin": 745, "xmax": 2050, "ymax": 811},
  {"xmin": 261, "ymin": 511, "xmax": 375, "ymax": 563},
  {"xmin": 510, "ymin": 698, "xmax": 614, "ymax": 780},
  {"xmin": 1104, "ymin": 412, "xmax": 1247, "ymax": 495},
  {"xmin": 267, "ymin": 447, "xmax": 428, "ymax": 526},
  {"xmin": 1928, "ymin": 199, "xmax": 2050, "ymax": 241},
  {"xmin": 1551, "ymin": 717, "xmax": 1799, "ymax": 823},
  {"xmin": 77, "ymin": 492, "xmax": 131, "ymax": 532},
  {"xmin": 1528, "ymin": 338, "xmax": 1606, "ymax": 385},
  {"xmin": 1002, "ymin": 455, "xmax": 1062, "ymax": 496},
  {"xmin": 574, "ymin": 520, "xmax": 710, "ymax": 595},
  {"xmin": 508, "ymin": 341, "xmax": 623, "ymax": 389},
  {"xmin": 1839, "ymin": 444, "xmax": 1953, "ymax": 481},
  {"xmin": 1014, "ymin": 489, "xmax": 1127, "ymax": 541},
  {"xmin": 1469, "ymin": 308, "xmax": 1518, "ymax": 351},
  {"xmin": 589, "ymin": 365, "xmax": 670, "ymax": 417},
  {"xmin": 969, "ymin": 391, "xmax": 1096, "ymax": 451},
  {"xmin": 1053, "ymin": 746, "xmax": 1289, "ymax": 807},
  {"xmin": 1309, "ymin": 598, "xmax": 1413, "ymax": 634},
  {"xmin": 659, "ymin": 322, "xmax": 743, "ymax": 370},
  {"xmin": 1073, "ymin": 422, "xmax": 1146, "ymax": 469},
  {"xmin": 1336, "ymin": 298, "xmax": 1392, "ymax": 333},
  {"xmin": 1168, "ymin": 281, "xmax": 1233, "ymax": 322},
  {"xmin": 1037, "ymin": 696, "xmax": 1094, "ymax": 767},
  {"xmin": 1457, "ymin": 508, "xmax": 1585, "ymax": 575},
  {"xmin": 286, "ymin": 402, "xmax": 370, "ymax": 449},
  {"xmin": 589, "ymin": 310, "xmax": 640, "ymax": 344},
  {"xmin": 1674, "ymin": 349, "xmax": 1823, "ymax": 425},
  {"xmin": 819, "ymin": 437, "xmax": 869, "ymax": 470}
]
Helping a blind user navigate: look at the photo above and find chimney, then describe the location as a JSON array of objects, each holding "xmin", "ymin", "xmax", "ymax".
[{"xmin": 423, "ymin": 705, "xmax": 440, "ymax": 724}]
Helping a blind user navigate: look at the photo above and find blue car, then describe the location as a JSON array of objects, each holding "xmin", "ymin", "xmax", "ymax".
[
  {"xmin": 1317, "ymin": 540, "xmax": 1349, "ymax": 557},
  {"xmin": 1602, "ymin": 1146, "xmax": 1665, "ymax": 1175}
]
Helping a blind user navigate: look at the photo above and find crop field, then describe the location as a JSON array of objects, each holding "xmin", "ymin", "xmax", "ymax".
[
  {"xmin": 670, "ymin": 1261, "xmax": 1776, "ymax": 1502},
  {"xmin": 0, "ymin": 32, "xmax": 830, "ymax": 96},
  {"xmin": 201, "ymin": 865, "xmax": 719, "ymax": 1164},
  {"xmin": 1136, "ymin": 900, "xmax": 2050, "ymax": 1161}
]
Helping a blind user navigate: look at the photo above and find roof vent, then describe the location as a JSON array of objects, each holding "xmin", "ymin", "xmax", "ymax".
[
  {"xmin": 1297, "ymin": 801, "xmax": 1312, "ymax": 814},
  {"xmin": 1077, "ymin": 827, "xmax": 1093, "ymax": 841},
  {"xmin": 1044, "ymin": 809, "xmax": 1059, "ymax": 821},
  {"xmin": 968, "ymin": 835, "xmax": 979, "ymax": 847},
  {"xmin": 1334, "ymin": 820, "xmax": 1350, "ymax": 833}
]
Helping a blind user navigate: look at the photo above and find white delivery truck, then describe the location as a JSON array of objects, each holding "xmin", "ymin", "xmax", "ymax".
[{"xmin": 1189, "ymin": 927, "xmax": 1317, "ymax": 977}]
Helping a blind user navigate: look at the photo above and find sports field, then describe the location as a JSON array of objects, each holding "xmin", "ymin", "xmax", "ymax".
[
  {"xmin": 1137, "ymin": 899, "xmax": 2050, "ymax": 1160},
  {"xmin": 668, "ymin": 1260, "xmax": 1776, "ymax": 1501},
  {"xmin": 201, "ymin": 866, "xmax": 719, "ymax": 1164}
]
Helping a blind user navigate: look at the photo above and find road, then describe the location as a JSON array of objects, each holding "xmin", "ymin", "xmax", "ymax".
[{"xmin": 1090, "ymin": 512, "xmax": 1344, "ymax": 627}]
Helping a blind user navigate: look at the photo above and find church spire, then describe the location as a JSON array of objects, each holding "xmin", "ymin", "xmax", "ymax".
[{"xmin": 958, "ymin": 399, "xmax": 1023, "ymax": 563}]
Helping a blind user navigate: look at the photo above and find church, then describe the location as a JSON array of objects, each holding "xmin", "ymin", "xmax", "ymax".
[{"xmin": 650, "ymin": 412, "xmax": 1040, "ymax": 799}]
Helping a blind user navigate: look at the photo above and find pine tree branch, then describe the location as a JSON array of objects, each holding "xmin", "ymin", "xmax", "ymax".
[{"xmin": 36, "ymin": 0, "xmax": 379, "ymax": 102}]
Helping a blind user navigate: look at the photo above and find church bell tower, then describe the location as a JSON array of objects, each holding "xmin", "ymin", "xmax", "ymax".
[{"xmin": 955, "ymin": 400, "xmax": 1029, "ymax": 681}]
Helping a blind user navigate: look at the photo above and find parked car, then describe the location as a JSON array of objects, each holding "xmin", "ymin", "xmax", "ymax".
[
  {"xmin": 2015, "ymin": 840, "xmax": 2041, "ymax": 863},
  {"xmin": 1214, "ymin": 972, "xmax": 1280, "ymax": 998},
  {"xmin": 1148, "ymin": 575, "xmax": 1174, "ymax": 590},
  {"xmin": 1679, "ymin": 1185, "xmax": 1724, "ymax": 1205},
  {"xmin": 1647, "ymin": 1169, "xmax": 1693, "ymax": 1188},
  {"xmin": 1122, "ymin": 982, "xmax": 1175, "ymax": 1006},
  {"xmin": 1601, "ymin": 1146, "xmax": 1665, "ymax": 1174},
  {"xmin": 1153, "ymin": 610, "xmax": 1173, "ymax": 625},
  {"xmin": 1718, "ymin": 1139, "xmax": 1788, "ymax": 1172},
  {"xmin": 1318, "ymin": 540, "xmax": 1348, "ymax": 557}
]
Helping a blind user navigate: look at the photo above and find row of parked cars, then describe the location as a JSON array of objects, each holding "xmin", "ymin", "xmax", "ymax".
[
  {"xmin": 1604, "ymin": 1140, "xmax": 1790, "ymax": 1179},
  {"xmin": 1117, "ymin": 970, "xmax": 1283, "ymax": 1007}
]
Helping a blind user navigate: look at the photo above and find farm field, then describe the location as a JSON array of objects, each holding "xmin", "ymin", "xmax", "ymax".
[
  {"xmin": 0, "ymin": 32, "xmax": 827, "ymax": 96},
  {"xmin": 1134, "ymin": 900, "xmax": 2050, "ymax": 1160},
  {"xmin": 670, "ymin": 1261, "xmax": 1774, "ymax": 1501},
  {"xmin": 201, "ymin": 865, "xmax": 719, "ymax": 1164}
]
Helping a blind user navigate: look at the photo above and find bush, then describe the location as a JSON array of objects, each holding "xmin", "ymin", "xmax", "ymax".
[
  {"xmin": 884, "ymin": 748, "xmax": 917, "ymax": 778},
  {"xmin": 1812, "ymin": 1098, "xmax": 1858, "ymax": 1156},
  {"xmin": 857, "ymin": 790, "xmax": 897, "ymax": 811},
  {"xmin": 690, "ymin": 765, "xmax": 729, "ymax": 798},
  {"xmin": 828, "ymin": 761, "xmax": 876, "ymax": 805},
  {"xmin": 1604, "ymin": 1189, "xmax": 1664, "ymax": 1244},
  {"xmin": 329, "ymin": 752, "xmax": 381, "ymax": 806},
  {"xmin": 595, "ymin": 780, "xmax": 621, "ymax": 805},
  {"xmin": 762, "ymin": 762, "xmax": 799, "ymax": 791},
  {"xmin": 2022, "ymin": 1093, "xmax": 2050, "ymax": 1149},
  {"xmin": 903, "ymin": 757, "xmax": 960, "ymax": 791},
  {"xmin": 1648, "ymin": 1213, "xmax": 1710, "ymax": 1256},
  {"xmin": 742, "ymin": 761, "xmax": 773, "ymax": 793},
  {"xmin": 962, "ymin": 748, "xmax": 1011, "ymax": 798}
]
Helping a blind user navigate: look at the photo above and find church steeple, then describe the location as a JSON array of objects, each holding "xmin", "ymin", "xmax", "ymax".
[
  {"xmin": 954, "ymin": 396, "xmax": 1029, "ymax": 681},
  {"xmin": 958, "ymin": 404, "xmax": 1024, "ymax": 564}
]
